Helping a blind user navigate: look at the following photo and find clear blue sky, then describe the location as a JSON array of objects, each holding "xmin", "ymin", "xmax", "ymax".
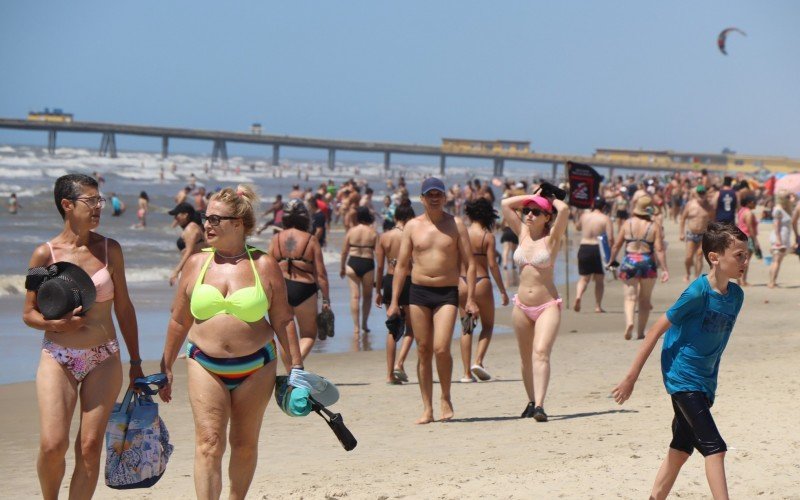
[{"xmin": 1, "ymin": 1, "xmax": 798, "ymax": 159}]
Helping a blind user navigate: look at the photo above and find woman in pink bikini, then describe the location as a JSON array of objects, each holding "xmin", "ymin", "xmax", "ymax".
[
  {"xmin": 23, "ymin": 174, "xmax": 143, "ymax": 499},
  {"xmin": 501, "ymin": 187, "xmax": 568, "ymax": 422}
]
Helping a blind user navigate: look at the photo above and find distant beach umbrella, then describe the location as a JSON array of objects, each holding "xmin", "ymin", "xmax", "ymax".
[
  {"xmin": 775, "ymin": 173, "xmax": 800, "ymax": 195},
  {"xmin": 717, "ymin": 27, "xmax": 746, "ymax": 55}
]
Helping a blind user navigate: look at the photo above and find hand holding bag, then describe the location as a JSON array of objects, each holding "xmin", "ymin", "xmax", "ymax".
[{"xmin": 104, "ymin": 374, "xmax": 173, "ymax": 489}]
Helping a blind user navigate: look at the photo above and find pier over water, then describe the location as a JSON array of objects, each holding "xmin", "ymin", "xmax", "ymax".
[{"xmin": 1, "ymin": 118, "xmax": 796, "ymax": 177}]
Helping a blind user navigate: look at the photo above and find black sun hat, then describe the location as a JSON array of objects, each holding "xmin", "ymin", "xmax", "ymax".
[
  {"xmin": 26, "ymin": 262, "xmax": 97, "ymax": 320},
  {"xmin": 168, "ymin": 202, "xmax": 195, "ymax": 216}
]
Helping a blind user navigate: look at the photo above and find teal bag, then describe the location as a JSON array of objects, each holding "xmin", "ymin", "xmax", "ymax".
[{"xmin": 104, "ymin": 374, "xmax": 173, "ymax": 489}]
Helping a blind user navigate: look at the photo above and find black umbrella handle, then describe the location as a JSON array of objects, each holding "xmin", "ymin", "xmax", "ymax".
[{"xmin": 309, "ymin": 397, "xmax": 357, "ymax": 451}]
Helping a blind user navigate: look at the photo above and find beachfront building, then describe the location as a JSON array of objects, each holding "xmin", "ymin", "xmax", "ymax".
[
  {"xmin": 442, "ymin": 138, "xmax": 532, "ymax": 155},
  {"xmin": 594, "ymin": 148, "xmax": 800, "ymax": 174},
  {"xmin": 27, "ymin": 108, "xmax": 73, "ymax": 123},
  {"xmin": 727, "ymin": 153, "xmax": 800, "ymax": 174},
  {"xmin": 594, "ymin": 148, "xmax": 673, "ymax": 168}
]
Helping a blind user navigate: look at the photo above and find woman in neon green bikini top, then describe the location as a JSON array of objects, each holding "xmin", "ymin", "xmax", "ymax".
[{"xmin": 158, "ymin": 185, "xmax": 302, "ymax": 499}]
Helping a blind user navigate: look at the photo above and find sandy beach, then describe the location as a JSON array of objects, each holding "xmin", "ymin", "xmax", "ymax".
[{"xmin": 1, "ymin": 220, "xmax": 799, "ymax": 499}]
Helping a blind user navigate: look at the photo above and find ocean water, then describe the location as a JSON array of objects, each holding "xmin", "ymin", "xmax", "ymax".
[{"xmin": 0, "ymin": 144, "xmax": 568, "ymax": 384}]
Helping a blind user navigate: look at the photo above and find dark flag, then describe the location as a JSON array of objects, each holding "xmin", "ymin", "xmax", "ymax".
[{"xmin": 567, "ymin": 161, "xmax": 604, "ymax": 209}]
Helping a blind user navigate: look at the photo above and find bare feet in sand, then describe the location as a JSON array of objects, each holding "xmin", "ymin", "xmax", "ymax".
[
  {"xmin": 683, "ymin": 275, "xmax": 690, "ymax": 283},
  {"xmin": 415, "ymin": 410, "xmax": 434, "ymax": 425},
  {"xmin": 624, "ymin": 324, "xmax": 634, "ymax": 340},
  {"xmin": 440, "ymin": 398, "xmax": 454, "ymax": 421},
  {"xmin": 595, "ymin": 306, "xmax": 605, "ymax": 313},
  {"xmin": 573, "ymin": 297, "xmax": 581, "ymax": 312}
]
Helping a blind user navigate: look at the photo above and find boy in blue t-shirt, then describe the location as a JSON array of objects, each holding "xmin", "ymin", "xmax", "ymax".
[{"xmin": 612, "ymin": 222, "xmax": 749, "ymax": 499}]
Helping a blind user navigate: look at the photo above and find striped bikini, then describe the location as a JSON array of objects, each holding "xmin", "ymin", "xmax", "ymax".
[
  {"xmin": 186, "ymin": 340, "xmax": 277, "ymax": 390},
  {"xmin": 187, "ymin": 246, "xmax": 276, "ymax": 390}
]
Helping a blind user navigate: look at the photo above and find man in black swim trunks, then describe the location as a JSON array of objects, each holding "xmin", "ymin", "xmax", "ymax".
[
  {"xmin": 387, "ymin": 177, "xmax": 478, "ymax": 424},
  {"xmin": 574, "ymin": 197, "xmax": 614, "ymax": 313}
]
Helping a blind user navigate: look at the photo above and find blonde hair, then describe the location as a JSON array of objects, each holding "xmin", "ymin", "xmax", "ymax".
[
  {"xmin": 775, "ymin": 189, "xmax": 791, "ymax": 213},
  {"xmin": 210, "ymin": 184, "xmax": 260, "ymax": 236}
]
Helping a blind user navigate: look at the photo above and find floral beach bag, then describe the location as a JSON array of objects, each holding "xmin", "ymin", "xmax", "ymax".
[{"xmin": 104, "ymin": 373, "xmax": 173, "ymax": 489}]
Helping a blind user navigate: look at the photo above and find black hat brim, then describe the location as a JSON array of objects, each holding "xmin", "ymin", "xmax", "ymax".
[{"xmin": 37, "ymin": 262, "xmax": 97, "ymax": 319}]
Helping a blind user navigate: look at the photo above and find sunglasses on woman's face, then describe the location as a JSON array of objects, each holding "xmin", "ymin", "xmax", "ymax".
[
  {"xmin": 521, "ymin": 206, "xmax": 544, "ymax": 217},
  {"xmin": 201, "ymin": 214, "xmax": 239, "ymax": 226}
]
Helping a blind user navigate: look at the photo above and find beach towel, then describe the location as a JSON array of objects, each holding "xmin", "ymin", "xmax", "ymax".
[{"xmin": 104, "ymin": 374, "xmax": 173, "ymax": 489}]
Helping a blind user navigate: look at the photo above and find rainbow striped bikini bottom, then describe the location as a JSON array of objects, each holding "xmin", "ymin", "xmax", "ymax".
[{"xmin": 186, "ymin": 340, "xmax": 277, "ymax": 390}]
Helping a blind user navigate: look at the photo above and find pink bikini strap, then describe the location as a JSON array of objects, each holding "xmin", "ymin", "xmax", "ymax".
[
  {"xmin": 46, "ymin": 242, "xmax": 56, "ymax": 264},
  {"xmin": 46, "ymin": 239, "xmax": 108, "ymax": 266}
]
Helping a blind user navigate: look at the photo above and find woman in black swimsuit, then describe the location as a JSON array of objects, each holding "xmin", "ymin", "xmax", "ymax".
[
  {"xmin": 458, "ymin": 198, "xmax": 509, "ymax": 383},
  {"xmin": 375, "ymin": 202, "xmax": 416, "ymax": 384},
  {"xmin": 341, "ymin": 206, "xmax": 378, "ymax": 335},
  {"xmin": 169, "ymin": 202, "xmax": 207, "ymax": 286},
  {"xmin": 500, "ymin": 221, "xmax": 519, "ymax": 269},
  {"xmin": 269, "ymin": 199, "xmax": 330, "ymax": 365}
]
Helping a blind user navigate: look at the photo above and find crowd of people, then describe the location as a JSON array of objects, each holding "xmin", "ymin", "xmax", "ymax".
[{"xmin": 21, "ymin": 168, "xmax": 800, "ymax": 498}]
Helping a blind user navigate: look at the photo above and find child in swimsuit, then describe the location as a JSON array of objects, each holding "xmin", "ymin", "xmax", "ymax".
[{"xmin": 613, "ymin": 222, "xmax": 748, "ymax": 499}]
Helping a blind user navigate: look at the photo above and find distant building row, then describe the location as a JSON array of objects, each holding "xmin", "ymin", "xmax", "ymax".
[
  {"xmin": 441, "ymin": 138, "xmax": 798, "ymax": 174},
  {"xmin": 594, "ymin": 148, "xmax": 800, "ymax": 174},
  {"xmin": 28, "ymin": 109, "xmax": 74, "ymax": 123},
  {"xmin": 442, "ymin": 138, "xmax": 532, "ymax": 155}
]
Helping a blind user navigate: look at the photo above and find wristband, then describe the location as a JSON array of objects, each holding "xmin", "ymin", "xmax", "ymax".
[
  {"xmin": 291, "ymin": 364, "xmax": 304, "ymax": 370},
  {"xmin": 130, "ymin": 359, "xmax": 142, "ymax": 366},
  {"xmin": 322, "ymin": 298, "xmax": 330, "ymax": 305}
]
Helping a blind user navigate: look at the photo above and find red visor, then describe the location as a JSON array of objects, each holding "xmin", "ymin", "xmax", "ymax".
[{"xmin": 522, "ymin": 195, "xmax": 553, "ymax": 213}]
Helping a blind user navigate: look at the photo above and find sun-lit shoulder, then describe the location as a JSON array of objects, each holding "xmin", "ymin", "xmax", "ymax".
[
  {"xmin": 105, "ymin": 237, "xmax": 122, "ymax": 253},
  {"xmin": 183, "ymin": 251, "xmax": 208, "ymax": 272},
  {"xmin": 253, "ymin": 248, "xmax": 278, "ymax": 270},
  {"xmin": 29, "ymin": 243, "xmax": 52, "ymax": 267},
  {"xmin": 406, "ymin": 217, "xmax": 422, "ymax": 229}
]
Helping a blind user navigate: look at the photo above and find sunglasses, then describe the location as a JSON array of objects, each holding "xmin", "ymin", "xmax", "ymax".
[
  {"xmin": 72, "ymin": 196, "xmax": 106, "ymax": 209},
  {"xmin": 201, "ymin": 214, "xmax": 240, "ymax": 226},
  {"xmin": 521, "ymin": 206, "xmax": 545, "ymax": 217}
]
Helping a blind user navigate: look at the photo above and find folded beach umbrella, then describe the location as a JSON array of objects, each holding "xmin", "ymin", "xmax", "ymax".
[
  {"xmin": 275, "ymin": 373, "xmax": 356, "ymax": 451},
  {"xmin": 275, "ymin": 376, "xmax": 313, "ymax": 417},
  {"xmin": 288, "ymin": 369, "xmax": 340, "ymax": 407}
]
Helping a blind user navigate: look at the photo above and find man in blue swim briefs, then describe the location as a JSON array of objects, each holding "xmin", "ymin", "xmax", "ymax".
[
  {"xmin": 387, "ymin": 177, "xmax": 478, "ymax": 424},
  {"xmin": 613, "ymin": 222, "xmax": 748, "ymax": 499},
  {"xmin": 679, "ymin": 185, "xmax": 713, "ymax": 282}
]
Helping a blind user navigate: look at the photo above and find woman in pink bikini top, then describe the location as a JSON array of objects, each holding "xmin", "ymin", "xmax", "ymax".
[
  {"xmin": 22, "ymin": 174, "xmax": 143, "ymax": 499},
  {"xmin": 501, "ymin": 187, "xmax": 569, "ymax": 423}
]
